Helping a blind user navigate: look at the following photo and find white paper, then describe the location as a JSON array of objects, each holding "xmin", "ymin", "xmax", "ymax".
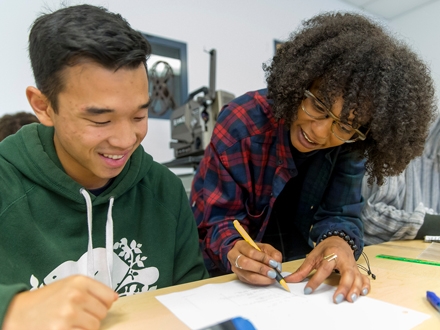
[
  {"xmin": 156, "ymin": 281, "xmax": 430, "ymax": 330},
  {"xmin": 418, "ymin": 242, "xmax": 440, "ymax": 261}
]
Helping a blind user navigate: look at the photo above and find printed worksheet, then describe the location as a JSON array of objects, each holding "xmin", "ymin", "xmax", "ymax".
[{"xmin": 156, "ymin": 281, "xmax": 430, "ymax": 330}]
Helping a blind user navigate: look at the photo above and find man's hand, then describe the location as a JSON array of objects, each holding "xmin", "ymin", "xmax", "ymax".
[
  {"xmin": 285, "ymin": 236, "xmax": 370, "ymax": 304},
  {"xmin": 3, "ymin": 275, "xmax": 118, "ymax": 330}
]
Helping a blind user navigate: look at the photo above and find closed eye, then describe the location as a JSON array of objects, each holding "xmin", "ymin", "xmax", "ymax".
[
  {"xmin": 90, "ymin": 120, "xmax": 110, "ymax": 125},
  {"xmin": 312, "ymin": 100, "xmax": 327, "ymax": 114},
  {"xmin": 338, "ymin": 122, "xmax": 354, "ymax": 133}
]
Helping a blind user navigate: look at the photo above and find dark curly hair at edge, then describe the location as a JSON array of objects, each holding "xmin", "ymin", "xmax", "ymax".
[
  {"xmin": 0, "ymin": 112, "xmax": 39, "ymax": 142},
  {"xmin": 264, "ymin": 12, "xmax": 437, "ymax": 186}
]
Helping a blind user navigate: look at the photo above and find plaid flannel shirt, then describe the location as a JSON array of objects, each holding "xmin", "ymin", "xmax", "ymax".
[{"xmin": 190, "ymin": 89, "xmax": 365, "ymax": 273}]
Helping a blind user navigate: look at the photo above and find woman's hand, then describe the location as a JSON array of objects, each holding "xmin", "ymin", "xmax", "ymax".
[
  {"xmin": 227, "ymin": 240, "xmax": 283, "ymax": 285},
  {"xmin": 284, "ymin": 236, "xmax": 370, "ymax": 303}
]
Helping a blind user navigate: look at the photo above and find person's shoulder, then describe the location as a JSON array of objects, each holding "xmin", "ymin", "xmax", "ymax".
[
  {"xmin": 328, "ymin": 144, "xmax": 362, "ymax": 158},
  {"xmin": 138, "ymin": 159, "xmax": 185, "ymax": 196},
  {"xmin": 217, "ymin": 89, "xmax": 272, "ymax": 122},
  {"xmin": 329, "ymin": 145, "xmax": 366, "ymax": 174},
  {"xmin": 229, "ymin": 88, "xmax": 270, "ymax": 107},
  {"xmin": 0, "ymin": 154, "xmax": 32, "ymax": 217},
  {"xmin": 213, "ymin": 89, "xmax": 277, "ymax": 149},
  {"xmin": 134, "ymin": 160, "xmax": 188, "ymax": 220}
]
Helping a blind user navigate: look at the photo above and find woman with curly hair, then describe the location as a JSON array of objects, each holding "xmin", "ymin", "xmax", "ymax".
[{"xmin": 190, "ymin": 12, "xmax": 437, "ymax": 304}]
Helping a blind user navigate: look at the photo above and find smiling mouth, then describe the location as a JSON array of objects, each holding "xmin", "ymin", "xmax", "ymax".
[
  {"xmin": 301, "ymin": 129, "xmax": 317, "ymax": 144},
  {"xmin": 102, "ymin": 153, "xmax": 124, "ymax": 160}
]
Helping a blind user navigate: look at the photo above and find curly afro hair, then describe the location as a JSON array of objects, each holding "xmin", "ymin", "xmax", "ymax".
[{"xmin": 264, "ymin": 12, "xmax": 437, "ymax": 185}]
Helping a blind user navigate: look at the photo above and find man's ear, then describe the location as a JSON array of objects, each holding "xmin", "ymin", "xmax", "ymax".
[{"xmin": 26, "ymin": 86, "xmax": 55, "ymax": 127}]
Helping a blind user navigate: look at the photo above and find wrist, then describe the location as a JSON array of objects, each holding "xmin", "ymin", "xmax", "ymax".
[{"xmin": 318, "ymin": 230, "xmax": 358, "ymax": 252}]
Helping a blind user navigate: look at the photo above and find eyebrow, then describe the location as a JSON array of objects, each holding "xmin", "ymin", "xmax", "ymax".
[
  {"xmin": 310, "ymin": 91, "xmax": 355, "ymax": 126},
  {"xmin": 84, "ymin": 99, "xmax": 151, "ymax": 115},
  {"xmin": 140, "ymin": 99, "xmax": 151, "ymax": 109},
  {"xmin": 312, "ymin": 93, "xmax": 328, "ymax": 110}
]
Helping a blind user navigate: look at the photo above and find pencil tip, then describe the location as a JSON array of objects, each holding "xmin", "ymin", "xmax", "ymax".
[{"xmin": 280, "ymin": 279, "xmax": 290, "ymax": 292}]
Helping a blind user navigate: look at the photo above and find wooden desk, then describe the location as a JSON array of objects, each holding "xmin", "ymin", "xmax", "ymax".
[{"xmin": 101, "ymin": 241, "xmax": 440, "ymax": 329}]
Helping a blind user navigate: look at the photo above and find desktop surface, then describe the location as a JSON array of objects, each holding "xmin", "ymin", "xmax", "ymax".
[{"xmin": 100, "ymin": 240, "xmax": 440, "ymax": 330}]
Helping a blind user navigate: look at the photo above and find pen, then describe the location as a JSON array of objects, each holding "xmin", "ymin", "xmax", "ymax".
[
  {"xmin": 233, "ymin": 220, "xmax": 290, "ymax": 292},
  {"xmin": 376, "ymin": 254, "xmax": 440, "ymax": 267},
  {"xmin": 427, "ymin": 291, "xmax": 440, "ymax": 312}
]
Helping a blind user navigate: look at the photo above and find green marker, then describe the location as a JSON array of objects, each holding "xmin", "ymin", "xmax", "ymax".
[{"xmin": 376, "ymin": 254, "xmax": 440, "ymax": 267}]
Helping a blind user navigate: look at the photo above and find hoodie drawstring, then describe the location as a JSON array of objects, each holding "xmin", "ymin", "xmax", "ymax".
[
  {"xmin": 80, "ymin": 188, "xmax": 114, "ymax": 288},
  {"xmin": 106, "ymin": 196, "xmax": 114, "ymax": 286}
]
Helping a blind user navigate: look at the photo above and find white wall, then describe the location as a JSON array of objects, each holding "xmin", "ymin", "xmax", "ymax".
[
  {"xmin": 0, "ymin": 0, "xmax": 376, "ymax": 168},
  {"xmin": 387, "ymin": 1, "xmax": 440, "ymax": 99}
]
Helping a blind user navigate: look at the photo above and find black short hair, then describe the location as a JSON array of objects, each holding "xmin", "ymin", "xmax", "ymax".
[
  {"xmin": 264, "ymin": 12, "xmax": 437, "ymax": 185},
  {"xmin": 0, "ymin": 111, "xmax": 39, "ymax": 142},
  {"xmin": 28, "ymin": 4, "xmax": 152, "ymax": 112}
]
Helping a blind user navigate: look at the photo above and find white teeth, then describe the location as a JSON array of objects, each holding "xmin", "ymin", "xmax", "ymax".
[
  {"xmin": 302, "ymin": 130, "xmax": 315, "ymax": 144},
  {"xmin": 103, "ymin": 154, "xmax": 123, "ymax": 160}
]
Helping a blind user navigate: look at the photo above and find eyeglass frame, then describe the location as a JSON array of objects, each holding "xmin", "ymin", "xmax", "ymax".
[{"xmin": 301, "ymin": 89, "xmax": 369, "ymax": 143}]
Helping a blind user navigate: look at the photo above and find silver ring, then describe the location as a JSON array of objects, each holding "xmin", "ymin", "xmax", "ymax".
[
  {"xmin": 323, "ymin": 253, "xmax": 337, "ymax": 262},
  {"xmin": 235, "ymin": 254, "xmax": 243, "ymax": 269}
]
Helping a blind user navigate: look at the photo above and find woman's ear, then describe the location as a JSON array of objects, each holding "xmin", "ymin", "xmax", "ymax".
[{"xmin": 26, "ymin": 86, "xmax": 55, "ymax": 127}]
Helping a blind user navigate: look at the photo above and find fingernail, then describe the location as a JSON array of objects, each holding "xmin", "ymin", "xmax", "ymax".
[
  {"xmin": 335, "ymin": 293, "xmax": 344, "ymax": 304},
  {"xmin": 277, "ymin": 262, "xmax": 282, "ymax": 272},
  {"xmin": 351, "ymin": 293, "xmax": 358, "ymax": 302},
  {"xmin": 269, "ymin": 260, "xmax": 278, "ymax": 268},
  {"xmin": 362, "ymin": 288, "xmax": 369, "ymax": 296},
  {"xmin": 267, "ymin": 270, "xmax": 276, "ymax": 279},
  {"xmin": 304, "ymin": 287, "xmax": 313, "ymax": 295}
]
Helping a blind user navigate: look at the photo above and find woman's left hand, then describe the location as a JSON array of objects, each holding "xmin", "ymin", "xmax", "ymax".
[{"xmin": 284, "ymin": 236, "xmax": 370, "ymax": 304}]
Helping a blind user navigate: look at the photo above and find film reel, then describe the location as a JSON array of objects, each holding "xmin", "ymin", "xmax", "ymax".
[{"xmin": 149, "ymin": 61, "xmax": 176, "ymax": 117}]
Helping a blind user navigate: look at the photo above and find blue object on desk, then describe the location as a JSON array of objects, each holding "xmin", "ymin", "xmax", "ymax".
[
  {"xmin": 201, "ymin": 317, "xmax": 256, "ymax": 330},
  {"xmin": 427, "ymin": 291, "xmax": 440, "ymax": 312}
]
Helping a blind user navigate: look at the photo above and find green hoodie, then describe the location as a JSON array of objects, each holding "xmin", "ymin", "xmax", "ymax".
[{"xmin": 0, "ymin": 123, "xmax": 208, "ymax": 325}]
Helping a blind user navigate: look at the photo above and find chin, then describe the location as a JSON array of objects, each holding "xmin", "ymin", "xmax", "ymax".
[{"xmin": 290, "ymin": 138, "xmax": 306, "ymax": 152}]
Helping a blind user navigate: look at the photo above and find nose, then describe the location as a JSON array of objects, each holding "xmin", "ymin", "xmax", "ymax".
[
  {"xmin": 108, "ymin": 121, "xmax": 138, "ymax": 149},
  {"xmin": 311, "ymin": 118, "xmax": 333, "ymax": 140}
]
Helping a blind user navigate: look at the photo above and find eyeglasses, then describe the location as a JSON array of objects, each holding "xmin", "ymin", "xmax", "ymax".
[{"xmin": 301, "ymin": 90, "xmax": 368, "ymax": 143}]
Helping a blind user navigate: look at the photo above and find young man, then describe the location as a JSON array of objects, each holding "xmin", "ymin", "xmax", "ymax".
[
  {"xmin": 0, "ymin": 4, "xmax": 208, "ymax": 330},
  {"xmin": 191, "ymin": 12, "xmax": 436, "ymax": 305}
]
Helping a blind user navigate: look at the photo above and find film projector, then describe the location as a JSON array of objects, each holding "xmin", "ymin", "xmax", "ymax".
[{"xmin": 163, "ymin": 49, "xmax": 235, "ymax": 168}]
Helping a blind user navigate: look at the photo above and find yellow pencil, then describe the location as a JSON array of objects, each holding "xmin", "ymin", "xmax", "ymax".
[{"xmin": 233, "ymin": 220, "xmax": 290, "ymax": 292}]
